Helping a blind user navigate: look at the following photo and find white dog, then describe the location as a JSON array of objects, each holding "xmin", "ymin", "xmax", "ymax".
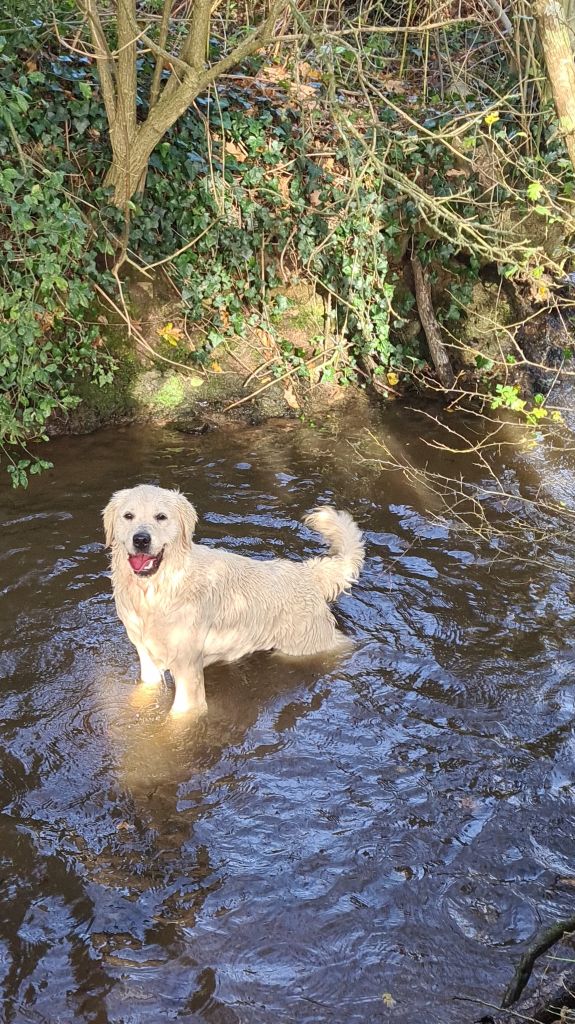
[{"xmin": 103, "ymin": 484, "xmax": 364, "ymax": 715}]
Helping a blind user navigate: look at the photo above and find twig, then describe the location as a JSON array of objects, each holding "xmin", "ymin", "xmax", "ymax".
[
  {"xmin": 502, "ymin": 915, "xmax": 575, "ymax": 1008},
  {"xmin": 223, "ymin": 350, "xmax": 333, "ymax": 411},
  {"xmin": 142, "ymin": 220, "xmax": 220, "ymax": 271},
  {"xmin": 93, "ymin": 282, "xmax": 205, "ymax": 375}
]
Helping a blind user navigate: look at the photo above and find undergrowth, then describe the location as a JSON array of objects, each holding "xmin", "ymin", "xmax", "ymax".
[{"xmin": 1, "ymin": 3, "xmax": 575, "ymax": 482}]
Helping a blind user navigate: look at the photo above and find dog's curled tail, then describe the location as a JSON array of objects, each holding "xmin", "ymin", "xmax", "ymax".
[{"xmin": 304, "ymin": 506, "xmax": 365, "ymax": 601}]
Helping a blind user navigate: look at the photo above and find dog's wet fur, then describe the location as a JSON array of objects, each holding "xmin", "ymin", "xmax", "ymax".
[{"xmin": 103, "ymin": 485, "xmax": 364, "ymax": 715}]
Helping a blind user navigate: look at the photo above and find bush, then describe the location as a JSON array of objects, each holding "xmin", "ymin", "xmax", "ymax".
[{"xmin": 0, "ymin": 30, "xmax": 114, "ymax": 485}]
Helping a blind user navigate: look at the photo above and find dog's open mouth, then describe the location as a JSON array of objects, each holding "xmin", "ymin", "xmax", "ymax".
[{"xmin": 128, "ymin": 549, "xmax": 164, "ymax": 577}]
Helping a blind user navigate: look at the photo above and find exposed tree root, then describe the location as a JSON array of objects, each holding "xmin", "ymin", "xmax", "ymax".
[
  {"xmin": 411, "ymin": 253, "xmax": 455, "ymax": 389},
  {"xmin": 502, "ymin": 914, "xmax": 575, "ymax": 1008}
]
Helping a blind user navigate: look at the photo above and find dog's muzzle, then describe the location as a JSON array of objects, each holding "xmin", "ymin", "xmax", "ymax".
[{"xmin": 128, "ymin": 547, "xmax": 164, "ymax": 577}]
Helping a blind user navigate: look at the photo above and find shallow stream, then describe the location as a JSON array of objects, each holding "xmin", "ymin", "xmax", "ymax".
[{"xmin": 1, "ymin": 404, "xmax": 575, "ymax": 1023}]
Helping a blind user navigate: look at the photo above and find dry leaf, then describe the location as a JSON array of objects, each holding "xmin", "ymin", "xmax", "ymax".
[
  {"xmin": 534, "ymin": 283, "xmax": 550, "ymax": 302},
  {"xmin": 309, "ymin": 190, "xmax": 321, "ymax": 207},
  {"xmin": 298, "ymin": 60, "xmax": 323, "ymax": 82},
  {"xmin": 381, "ymin": 78, "xmax": 406, "ymax": 93},
  {"xmin": 290, "ymin": 82, "xmax": 318, "ymax": 102},
  {"xmin": 284, "ymin": 387, "xmax": 300, "ymax": 410},
  {"xmin": 254, "ymin": 326, "xmax": 275, "ymax": 353},
  {"xmin": 211, "ymin": 361, "xmax": 223, "ymax": 373},
  {"xmin": 261, "ymin": 64, "xmax": 289, "ymax": 83},
  {"xmin": 224, "ymin": 140, "xmax": 248, "ymax": 162},
  {"xmin": 277, "ymin": 175, "xmax": 291, "ymax": 201}
]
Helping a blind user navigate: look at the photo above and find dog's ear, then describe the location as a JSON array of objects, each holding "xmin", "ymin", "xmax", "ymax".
[
  {"xmin": 102, "ymin": 492, "xmax": 122, "ymax": 548},
  {"xmin": 174, "ymin": 491, "xmax": 198, "ymax": 546}
]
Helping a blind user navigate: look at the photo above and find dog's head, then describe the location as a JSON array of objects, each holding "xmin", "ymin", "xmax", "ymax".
[{"xmin": 103, "ymin": 484, "xmax": 198, "ymax": 578}]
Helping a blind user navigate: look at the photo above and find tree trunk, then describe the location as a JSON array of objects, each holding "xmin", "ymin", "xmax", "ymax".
[
  {"xmin": 534, "ymin": 0, "xmax": 575, "ymax": 171},
  {"xmin": 104, "ymin": 132, "xmax": 148, "ymax": 207},
  {"xmin": 103, "ymin": 71, "xmax": 204, "ymax": 205},
  {"xmin": 80, "ymin": 0, "xmax": 285, "ymax": 206}
]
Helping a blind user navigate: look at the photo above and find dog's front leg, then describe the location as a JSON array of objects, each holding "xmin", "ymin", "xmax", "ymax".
[
  {"xmin": 136, "ymin": 643, "xmax": 163, "ymax": 687},
  {"xmin": 170, "ymin": 654, "xmax": 207, "ymax": 716}
]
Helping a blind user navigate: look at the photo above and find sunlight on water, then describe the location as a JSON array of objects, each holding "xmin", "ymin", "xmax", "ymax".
[{"xmin": 1, "ymin": 406, "xmax": 575, "ymax": 1022}]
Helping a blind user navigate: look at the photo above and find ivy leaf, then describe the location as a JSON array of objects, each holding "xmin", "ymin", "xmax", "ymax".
[
  {"xmin": 475, "ymin": 355, "xmax": 493, "ymax": 371},
  {"xmin": 526, "ymin": 180, "xmax": 544, "ymax": 202}
]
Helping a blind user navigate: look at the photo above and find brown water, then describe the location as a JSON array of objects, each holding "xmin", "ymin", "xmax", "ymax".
[{"xmin": 1, "ymin": 405, "xmax": 575, "ymax": 1024}]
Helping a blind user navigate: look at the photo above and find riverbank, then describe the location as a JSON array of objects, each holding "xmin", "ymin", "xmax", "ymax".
[{"xmin": 47, "ymin": 280, "xmax": 372, "ymax": 438}]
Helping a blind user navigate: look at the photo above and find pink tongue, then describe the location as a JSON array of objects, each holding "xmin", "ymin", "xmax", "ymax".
[{"xmin": 129, "ymin": 554, "xmax": 155, "ymax": 572}]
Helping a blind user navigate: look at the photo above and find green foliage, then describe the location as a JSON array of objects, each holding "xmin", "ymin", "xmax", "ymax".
[
  {"xmin": 491, "ymin": 383, "xmax": 527, "ymax": 413},
  {"xmin": 490, "ymin": 384, "xmax": 563, "ymax": 427},
  {"xmin": 2, "ymin": 1, "xmax": 575, "ymax": 486},
  {"xmin": 0, "ymin": 32, "xmax": 114, "ymax": 485},
  {"xmin": 0, "ymin": 165, "xmax": 115, "ymax": 483},
  {"xmin": 115, "ymin": 92, "xmax": 399, "ymax": 373}
]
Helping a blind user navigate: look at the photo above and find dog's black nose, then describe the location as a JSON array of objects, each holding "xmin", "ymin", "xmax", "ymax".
[{"xmin": 133, "ymin": 531, "xmax": 151, "ymax": 551}]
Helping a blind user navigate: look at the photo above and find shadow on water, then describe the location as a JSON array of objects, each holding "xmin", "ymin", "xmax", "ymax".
[{"xmin": 1, "ymin": 402, "xmax": 575, "ymax": 1022}]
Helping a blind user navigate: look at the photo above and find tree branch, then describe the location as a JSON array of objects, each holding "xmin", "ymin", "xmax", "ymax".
[
  {"xmin": 139, "ymin": 30, "xmax": 194, "ymax": 77},
  {"xmin": 116, "ymin": 0, "xmax": 137, "ymax": 133},
  {"xmin": 77, "ymin": 0, "xmax": 117, "ymax": 128},
  {"xmin": 149, "ymin": 0, "xmax": 174, "ymax": 110},
  {"xmin": 502, "ymin": 913, "xmax": 575, "ymax": 1008},
  {"xmin": 180, "ymin": 0, "xmax": 212, "ymax": 70},
  {"xmin": 196, "ymin": 0, "xmax": 286, "ymax": 91},
  {"xmin": 135, "ymin": 0, "xmax": 286, "ymax": 159}
]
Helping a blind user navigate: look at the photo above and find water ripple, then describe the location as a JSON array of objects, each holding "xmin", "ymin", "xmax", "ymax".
[{"xmin": 1, "ymin": 415, "xmax": 575, "ymax": 1022}]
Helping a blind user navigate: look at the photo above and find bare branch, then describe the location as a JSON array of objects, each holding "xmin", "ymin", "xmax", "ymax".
[
  {"xmin": 116, "ymin": 0, "xmax": 137, "ymax": 133},
  {"xmin": 197, "ymin": 0, "xmax": 286, "ymax": 91},
  {"xmin": 180, "ymin": 0, "xmax": 212, "ymax": 71},
  {"xmin": 139, "ymin": 31, "xmax": 192, "ymax": 77},
  {"xmin": 149, "ymin": 0, "xmax": 174, "ymax": 110},
  {"xmin": 76, "ymin": 0, "xmax": 117, "ymax": 128}
]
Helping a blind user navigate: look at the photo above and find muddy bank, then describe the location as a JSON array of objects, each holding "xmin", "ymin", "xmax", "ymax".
[
  {"xmin": 55, "ymin": 355, "xmax": 360, "ymax": 437},
  {"xmin": 49, "ymin": 268, "xmax": 573, "ymax": 444},
  {"xmin": 51, "ymin": 281, "xmax": 367, "ymax": 437}
]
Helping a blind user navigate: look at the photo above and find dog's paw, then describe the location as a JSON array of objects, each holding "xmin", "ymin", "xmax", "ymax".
[{"xmin": 170, "ymin": 693, "xmax": 208, "ymax": 717}]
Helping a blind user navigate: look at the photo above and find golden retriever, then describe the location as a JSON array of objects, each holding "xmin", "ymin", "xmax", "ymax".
[{"xmin": 103, "ymin": 484, "xmax": 364, "ymax": 715}]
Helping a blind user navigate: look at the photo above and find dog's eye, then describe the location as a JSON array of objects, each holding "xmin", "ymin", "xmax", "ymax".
[
  {"xmin": 155, "ymin": 513, "xmax": 168, "ymax": 522},
  {"xmin": 123, "ymin": 512, "xmax": 134, "ymax": 521}
]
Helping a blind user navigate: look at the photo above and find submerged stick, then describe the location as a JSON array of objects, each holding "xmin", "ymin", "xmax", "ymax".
[{"xmin": 502, "ymin": 913, "xmax": 575, "ymax": 1008}]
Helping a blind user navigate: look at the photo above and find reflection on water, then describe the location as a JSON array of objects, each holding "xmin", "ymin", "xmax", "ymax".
[{"xmin": 1, "ymin": 404, "xmax": 575, "ymax": 1022}]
